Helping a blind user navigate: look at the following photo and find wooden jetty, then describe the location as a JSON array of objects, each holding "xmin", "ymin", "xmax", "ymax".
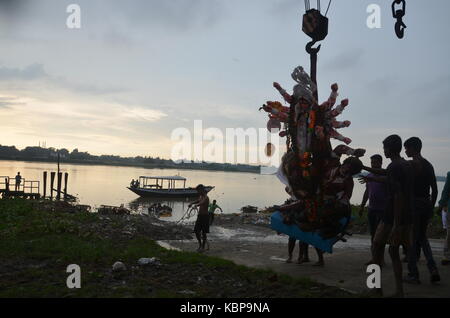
[
  {"xmin": 0, "ymin": 171, "xmax": 76, "ymax": 201},
  {"xmin": 0, "ymin": 176, "xmax": 41, "ymax": 199}
]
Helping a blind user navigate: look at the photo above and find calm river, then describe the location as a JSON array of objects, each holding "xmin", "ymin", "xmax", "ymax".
[{"xmin": 0, "ymin": 160, "xmax": 445, "ymax": 222}]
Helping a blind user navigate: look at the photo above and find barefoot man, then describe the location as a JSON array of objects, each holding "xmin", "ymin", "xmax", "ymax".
[{"xmin": 189, "ymin": 184, "xmax": 210, "ymax": 252}]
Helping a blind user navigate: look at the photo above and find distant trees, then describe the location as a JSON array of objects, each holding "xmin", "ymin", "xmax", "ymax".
[
  {"xmin": 0, "ymin": 145, "xmax": 20, "ymax": 158},
  {"xmin": 0, "ymin": 144, "xmax": 260, "ymax": 173}
]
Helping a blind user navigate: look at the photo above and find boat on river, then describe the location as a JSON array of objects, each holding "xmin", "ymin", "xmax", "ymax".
[{"xmin": 127, "ymin": 176, "xmax": 214, "ymax": 198}]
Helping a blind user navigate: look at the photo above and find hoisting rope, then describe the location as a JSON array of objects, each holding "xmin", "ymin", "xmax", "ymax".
[{"xmin": 176, "ymin": 205, "xmax": 198, "ymax": 224}]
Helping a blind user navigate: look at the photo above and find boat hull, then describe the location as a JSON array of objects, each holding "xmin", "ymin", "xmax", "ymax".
[{"xmin": 127, "ymin": 186, "xmax": 214, "ymax": 198}]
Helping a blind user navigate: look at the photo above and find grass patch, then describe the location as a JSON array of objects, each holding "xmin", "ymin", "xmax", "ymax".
[{"xmin": 0, "ymin": 199, "xmax": 354, "ymax": 298}]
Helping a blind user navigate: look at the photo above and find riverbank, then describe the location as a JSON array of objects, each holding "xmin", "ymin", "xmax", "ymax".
[
  {"xmin": 0, "ymin": 199, "xmax": 353, "ymax": 298},
  {"xmin": 217, "ymin": 205, "xmax": 447, "ymax": 240},
  {"xmin": 166, "ymin": 214, "xmax": 450, "ymax": 298},
  {"xmin": 0, "ymin": 158, "xmax": 261, "ymax": 174}
]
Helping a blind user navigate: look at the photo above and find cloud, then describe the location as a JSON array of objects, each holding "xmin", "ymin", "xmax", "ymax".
[
  {"xmin": 324, "ymin": 48, "xmax": 365, "ymax": 71},
  {"xmin": 0, "ymin": 63, "xmax": 126, "ymax": 96},
  {"xmin": 0, "ymin": 63, "xmax": 47, "ymax": 80},
  {"xmin": 269, "ymin": 0, "xmax": 303, "ymax": 17},
  {"xmin": 0, "ymin": 96, "xmax": 26, "ymax": 109},
  {"xmin": 0, "ymin": 93, "xmax": 169, "ymax": 156},
  {"xmin": 105, "ymin": 0, "xmax": 226, "ymax": 31}
]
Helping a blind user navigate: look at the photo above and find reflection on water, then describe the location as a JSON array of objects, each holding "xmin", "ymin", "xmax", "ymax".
[{"xmin": 0, "ymin": 160, "xmax": 445, "ymax": 223}]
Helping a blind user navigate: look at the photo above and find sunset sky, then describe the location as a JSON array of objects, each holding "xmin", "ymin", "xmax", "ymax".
[{"xmin": 1, "ymin": 0, "xmax": 449, "ymax": 175}]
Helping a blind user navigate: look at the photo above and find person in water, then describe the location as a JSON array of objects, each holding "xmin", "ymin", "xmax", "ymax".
[{"xmin": 189, "ymin": 184, "xmax": 210, "ymax": 252}]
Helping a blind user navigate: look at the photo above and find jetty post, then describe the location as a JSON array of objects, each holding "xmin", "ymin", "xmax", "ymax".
[
  {"xmin": 50, "ymin": 172, "xmax": 55, "ymax": 200},
  {"xmin": 64, "ymin": 172, "xmax": 68, "ymax": 200},
  {"xmin": 43, "ymin": 171, "xmax": 47, "ymax": 198},
  {"xmin": 56, "ymin": 172, "xmax": 62, "ymax": 200}
]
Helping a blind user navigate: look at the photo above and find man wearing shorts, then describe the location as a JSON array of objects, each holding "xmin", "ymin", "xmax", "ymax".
[
  {"xmin": 189, "ymin": 184, "xmax": 210, "ymax": 252},
  {"xmin": 363, "ymin": 135, "xmax": 413, "ymax": 297}
]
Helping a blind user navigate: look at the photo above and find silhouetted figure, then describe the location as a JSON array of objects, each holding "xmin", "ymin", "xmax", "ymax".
[
  {"xmin": 15, "ymin": 172, "xmax": 22, "ymax": 191},
  {"xmin": 359, "ymin": 154, "xmax": 388, "ymax": 264},
  {"xmin": 363, "ymin": 135, "xmax": 414, "ymax": 297},
  {"xmin": 404, "ymin": 137, "xmax": 440, "ymax": 284},
  {"xmin": 438, "ymin": 172, "xmax": 450, "ymax": 265},
  {"xmin": 189, "ymin": 184, "xmax": 210, "ymax": 252}
]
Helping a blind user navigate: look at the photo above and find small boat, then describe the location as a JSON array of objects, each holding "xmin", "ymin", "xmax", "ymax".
[
  {"xmin": 241, "ymin": 205, "xmax": 258, "ymax": 214},
  {"xmin": 98, "ymin": 204, "xmax": 130, "ymax": 215},
  {"xmin": 127, "ymin": 176, "xmax": 214, "ymax": 198}
]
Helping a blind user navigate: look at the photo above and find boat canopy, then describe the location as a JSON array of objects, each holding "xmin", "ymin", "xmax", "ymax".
[
  {"xmin": 136, "ymin": 175, "xmax": 187, "ymax": 190},
  {"xmin": 139, "ymin": 176, "xmax": 186, "ymax": 181}
]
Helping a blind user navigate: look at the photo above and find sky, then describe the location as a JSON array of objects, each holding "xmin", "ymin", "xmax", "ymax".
[{"xmin": 0, "ymin": 0, "xmax": 449, "ymax": 175}]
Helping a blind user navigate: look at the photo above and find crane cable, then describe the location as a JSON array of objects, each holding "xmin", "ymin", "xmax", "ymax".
[{"xmin": 325, "ymin": 0, "xmax": 332, "ymax": 16}]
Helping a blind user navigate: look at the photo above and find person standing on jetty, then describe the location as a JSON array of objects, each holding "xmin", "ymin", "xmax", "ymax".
[
  {"xmin": 403, "ymin": 137, "xmax": 440, "ymax": 284},
  {"xmin": 14, "ymin": 172, "xmax": 22, "ymax": 191},
  {"xmin": 438, "ymin": 172, "xmax": 450, "ymax": 265},
  {"xmin": 189, "ymin": 184, "xmax": 210, "ymax": 252}
]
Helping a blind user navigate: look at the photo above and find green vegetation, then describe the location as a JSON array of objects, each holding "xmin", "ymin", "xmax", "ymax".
[
  {"xmin": 350, "ymin": 205, "xmax": 446, "ymax": 239},
  {"xmin": 0, "ymin": 144, "xmax": 260, "ymax": 173},
  {"xmin": 0, "ymin": 199, "xmax": 353, "ymax": 298}
]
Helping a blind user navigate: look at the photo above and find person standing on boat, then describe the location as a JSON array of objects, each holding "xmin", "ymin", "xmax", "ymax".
[
  {"xmin": 189, "ymin": 184, "xmax": 210, "ymax": 252},
  {"xmin": 208, "ymin": 200, "xmax": 223, "ymax": 225}
]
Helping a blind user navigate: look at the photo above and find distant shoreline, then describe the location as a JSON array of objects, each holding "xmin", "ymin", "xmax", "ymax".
[
  {"xmin": 0, "ymin": 158, "xmax": 446, "ymax": 181},
  {"xmin": 0, "ymin": 158, "xmax": 262, "ymax": 175}
]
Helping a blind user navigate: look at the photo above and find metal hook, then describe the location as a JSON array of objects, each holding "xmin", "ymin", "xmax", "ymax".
[
  {"xmin": 306, "ymin": 40, "xmax": 321, "ymax": 55},
  {"xmin": 395, "ymin": 20, "xmax": 407, "ymax": 39}
]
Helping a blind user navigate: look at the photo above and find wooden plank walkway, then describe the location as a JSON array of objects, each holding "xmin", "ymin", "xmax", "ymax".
[{"xmin": 0, "ymin": 190, "xmax": 40, "ymax": 199}]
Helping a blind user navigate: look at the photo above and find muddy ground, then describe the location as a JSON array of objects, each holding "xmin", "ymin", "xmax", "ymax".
[{"xmin": 162, "ymin": 213, "xmax": 450, "ymax": 298}]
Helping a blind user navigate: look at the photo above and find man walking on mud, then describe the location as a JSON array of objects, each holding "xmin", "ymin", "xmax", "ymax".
[
  {"xmin": 208, "ymin": 199, "xmax": 223, "ymax": 225},
  {"xmin": 403, "ymin": 137, "xmax": 440, "ymax": 284},
  {"xmin": 363, "ymin": 135, "xmax": 413, "ymax": 297},
  {"xmin": 189, "ymin": 184, "xmax": 210, "ymax": 252}
]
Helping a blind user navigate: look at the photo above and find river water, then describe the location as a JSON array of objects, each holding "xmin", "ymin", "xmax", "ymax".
[{"xmin": 0, "ymin": 160, "xmax": 445, "ymax": 222}]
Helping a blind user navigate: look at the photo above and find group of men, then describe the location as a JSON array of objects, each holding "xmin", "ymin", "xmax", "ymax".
[
  {"xmin": 284, "ymin": 134, "xmax": 449, "ymax": 297},
  {"xmin": 187, "ymin": 134, "xmax": 450, "ymax": 296},
  {"xmin": 359, "ymin": 135, "xmax": 449, "ymax": 296}
]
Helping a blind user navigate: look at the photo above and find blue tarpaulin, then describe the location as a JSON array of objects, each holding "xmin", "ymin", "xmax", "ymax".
[{"xmin": 270, "ymin": 211, "xmax": 349, "ymax": 253}]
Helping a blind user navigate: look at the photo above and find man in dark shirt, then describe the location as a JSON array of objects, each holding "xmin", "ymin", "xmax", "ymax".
[
  {"xmin": 363, "ymin": 135, "xmax": 413, "ymax": 297},
  {"xmin": 403, "ymin": 137, "xmax": 440, "ymax": 284}
]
